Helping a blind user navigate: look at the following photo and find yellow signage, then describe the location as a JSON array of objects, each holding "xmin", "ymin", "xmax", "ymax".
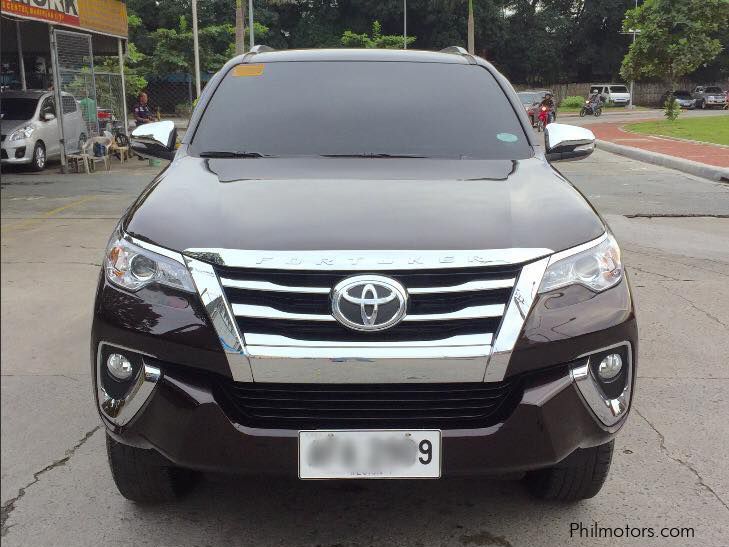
[{"xmin": 2, "ymin": 0, "xmax": 128, "ymax": 38}]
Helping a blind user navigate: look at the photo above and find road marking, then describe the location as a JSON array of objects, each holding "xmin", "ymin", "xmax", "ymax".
[{"xmin": 1, "ymin": 195, "xmax": 98, "ymax": 233}]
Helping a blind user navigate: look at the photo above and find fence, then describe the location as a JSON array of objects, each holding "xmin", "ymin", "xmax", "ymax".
[
  {"xmin": 514, "ymin": 79, "xmax": 729, "ymax": 107},
  {"xmin": 141, "ymin": 73, "xmax": 214, "ymax": 118},
  {"xmin": 53, "ymin": 28, "xmax": 126, "ymax": 157}
]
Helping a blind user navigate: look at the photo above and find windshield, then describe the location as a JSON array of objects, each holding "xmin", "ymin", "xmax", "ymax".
[
  {"xmin": 674, "ymin": 91, "xmax": 691, "ymax": 98},
  {"xmin": 705, "ymin": 87, "xmax": 723, "ymax": 93},
  {"xmin": 192, "ymin": 61, "xmax": 531, "ymax": 159},
  {"xmin": 517, "ymin": 92, "xmax": 538, "ymax": 105},
  {"xmin": 0, "ymin": 97, "xmax": 38, "ymax": 121},
  {"xmin": 609, "ymin": 86, "xmax": 628, "ymax": 93}
]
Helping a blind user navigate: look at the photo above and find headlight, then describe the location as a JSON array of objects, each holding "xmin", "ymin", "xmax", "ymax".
[
  {"xmin": 105, "ymin": 235, "xmax": 196, "ymax": 293},
  {"xmin": 9, "ymin": 125, "xmax": 34, "ymax": 141},
  {"xmin": 539, "ymin": 233, "xmax": 622, "ymax": 293}
]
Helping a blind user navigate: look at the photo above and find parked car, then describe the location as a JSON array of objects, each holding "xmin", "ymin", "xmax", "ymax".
[
  {"xmin": 95, "ymin": 47, "xmax": 637, "ymax": 504},
  {"xmin": 589, "ymin": 83, "xmax": 631, "ymax": 106},
  {"xmin": 1, "ymin": 90, "xmax": 86, "ymax": 170},
  {"xmin": 517, "ymin": 89, "xmax": 552, "ymax": 127},
  {"xmin": 691, "ymin": 85, "xmax": 726, "ymax": 109},
  {"xmin": 660, "ymin": 90, "xmax": 697, "ymax": 109}
]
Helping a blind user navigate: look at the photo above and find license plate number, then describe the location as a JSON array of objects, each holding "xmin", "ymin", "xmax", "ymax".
[{"xmin": 299, "ymin": 430, "xmax": 441, "ymax": 479}]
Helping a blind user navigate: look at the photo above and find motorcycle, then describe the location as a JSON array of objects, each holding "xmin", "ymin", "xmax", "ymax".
[
  {"xmin": 579, "ymin": 100, "xmax": 602, "ymax": 117},
  {"xmin": 536, "ymin": 105, "xmax": 554, "ymax": 132}
]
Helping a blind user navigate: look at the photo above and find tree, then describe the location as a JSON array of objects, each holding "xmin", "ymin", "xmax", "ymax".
[
  {"xmin": 341, "ymin": 20, "xmax": 415, "ymax": 48},
  {"xmin": 620, "ymin": 0, "xmax": 729, "ymax": 89},
  {"xmin": 144, "ymin": 15, "xmax": 268, "ymax": 75}
]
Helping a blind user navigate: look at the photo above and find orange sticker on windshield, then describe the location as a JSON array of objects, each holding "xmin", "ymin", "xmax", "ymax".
[{"xmin": 232, "ymin": 64, "xmax": 264, "ymax": 77}]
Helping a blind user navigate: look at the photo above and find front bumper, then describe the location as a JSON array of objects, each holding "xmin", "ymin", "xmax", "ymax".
[
  {"xmin": 100, "ymin": 352, "xmax": 632, "ymax": 477},
  {"xmin": 0, "ymin": 138, "xmax": 31, "ymax": 164}
]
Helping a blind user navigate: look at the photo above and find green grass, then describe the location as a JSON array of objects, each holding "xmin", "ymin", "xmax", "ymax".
[{"xmin": 625, "ymin": 116, "xmax": 729, "ymax": 146}]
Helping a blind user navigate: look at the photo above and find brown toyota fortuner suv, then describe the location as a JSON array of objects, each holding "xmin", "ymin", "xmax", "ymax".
[{"xmin": 92, "ymin": 46, "xmax": 637, "ymax": 502}]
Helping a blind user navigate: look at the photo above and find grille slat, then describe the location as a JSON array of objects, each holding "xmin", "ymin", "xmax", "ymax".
[{"xmin": 215, "ymin": 380, "xmax": 523, "ymax": 429}]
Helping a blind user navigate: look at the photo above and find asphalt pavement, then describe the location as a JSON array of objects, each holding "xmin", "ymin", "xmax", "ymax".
[{"xmin": 1, "ymin": 148, "xmax": 728, "ymax": 546}]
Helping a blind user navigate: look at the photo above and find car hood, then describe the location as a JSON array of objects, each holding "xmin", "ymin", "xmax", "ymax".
[
  {"xmin": 1, "ymin": 120, "xmax": 29, "ymax": 135},
  {"xmin": 124, "ymin": 155, "xmax": 605, "ymax": 255}
]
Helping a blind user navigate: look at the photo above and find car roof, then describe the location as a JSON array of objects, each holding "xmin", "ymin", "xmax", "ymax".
[
  {"xmin": 1, "ymin": 89, "xmax": 75, "ymax": 99},
  {"xmin": 233, "ymin": 48, "xmax": 472, "ymax": 65},
  {"xmin": 1, "ymin": 89, "xmax": 47, "ymax": 99}
]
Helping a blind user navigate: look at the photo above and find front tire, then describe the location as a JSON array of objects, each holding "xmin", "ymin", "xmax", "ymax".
[
  {"xmin": 525, "ymin": 440, "xmax": 614, "ymax": 501},
  {"xmin": 579, "ymin": 107, "xmax": 587, "ymax": 117},
  {"xmin": 106, "ymin": 434, "xmax": 198, "ymax": 503},
  {"xmin": 31, "ymin": 141, "xmax": 46, "ymax": 171}
]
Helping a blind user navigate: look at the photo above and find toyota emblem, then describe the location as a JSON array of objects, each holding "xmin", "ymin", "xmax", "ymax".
[{"xmin": 331, "ymin": 275, "xmax": 408, "ymax": 331}]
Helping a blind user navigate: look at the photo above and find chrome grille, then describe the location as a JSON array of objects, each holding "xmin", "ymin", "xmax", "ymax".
[{"xmin": 214, "ymin": 265, "xmax": 520, "ymax": 346}]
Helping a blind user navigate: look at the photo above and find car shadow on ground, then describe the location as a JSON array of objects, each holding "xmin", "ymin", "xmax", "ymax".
[{"xmin": 123, "ymin": 473, "xmax": 580, "ymax": 546}]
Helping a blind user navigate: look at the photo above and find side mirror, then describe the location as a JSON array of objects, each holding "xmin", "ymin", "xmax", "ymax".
[
  {"xmin": 42, "ymin": 112, "xmax": 56, "ymax": 121},
  {"xmin": 544, "ymin": 123, "xmax": 595, "ymax": 162},
  {"xmin": 130, "ymin": 120, "xmax": 177, "ymax": 161}
]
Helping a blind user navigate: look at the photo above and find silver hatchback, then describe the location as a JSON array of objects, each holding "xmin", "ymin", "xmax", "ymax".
[{"xmin": 1, "ymin": 90, "xmax": 86, "ymax": 171}]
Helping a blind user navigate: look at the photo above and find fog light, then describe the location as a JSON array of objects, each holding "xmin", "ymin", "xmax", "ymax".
[
  {"xmin": 107, "ymin": 353, "xmax": 133, "ymax": 380},
  {"xmin": 598, "ymin": 353, "xmax": 623, "ymax": 380}
]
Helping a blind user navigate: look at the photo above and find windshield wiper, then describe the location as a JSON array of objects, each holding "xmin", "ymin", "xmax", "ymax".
[
  {"xmin": 199, "ymin": 150, "xmax": 274, "ymax": 158},
  {"xmin": 320, "ymin": 153, "xmax": 428, "ymax": 159}
]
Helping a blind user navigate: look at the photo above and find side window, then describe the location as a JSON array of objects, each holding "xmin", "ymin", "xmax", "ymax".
[
  {"xmin": 40, "ymin": 98, "xmax": 55, "ymax": 118},
  {"xmin": 61, "ymin": 96, "xmax": 77, "ymax": 114}
]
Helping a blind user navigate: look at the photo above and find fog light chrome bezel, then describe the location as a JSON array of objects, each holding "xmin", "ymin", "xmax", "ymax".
[
  {"xmin": 96, "ymin": 343, "xmax": 162, "ymax": 426},
  {"xmin": 570, "ymin": 342, "xmax": 633, "ymax": 427}
]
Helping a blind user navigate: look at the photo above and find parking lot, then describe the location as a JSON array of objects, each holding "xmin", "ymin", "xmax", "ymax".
[{"xmin": 2, "ymin": 143, "xmax": 729, "ymax": 545}]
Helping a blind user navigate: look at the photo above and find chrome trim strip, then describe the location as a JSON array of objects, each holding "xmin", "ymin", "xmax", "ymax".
[
  {"xmin": 185, "ymin": 257, "xmax": 254, "ymax": 382},
  {"xmin": 232, "ymin": 303, "xmax": 504, "ymax": 322},
  {"xmin": 220, "ymin": 278, "xmax": 330, "ymax": 294},
  {"xmin": 124, "ymin": 233, "xmax": 186, "ymax": 264},
  {"xmin": 250, "ymin": 354, "xmax": 491, "ymax": 383},
  {"xmin": 232, "ymin": 304, "xmax": 336, "ymax": 321},
  {"xmin": 484, "ymin": 257, "xmax": 550, "ymax": 382},
  {"xmin": 402, "ymin": 304, "xmax": 505, "ymax": 321},
  {"xmin": 247, "ymin": 345, "xmax": 491, "ymax": 359},
  {"xmin": 220, "ymin": 277, "xmax": 516, "ymax": 295},
  {"xmin": 571, "ymin": 342, "xmax": 633, "ymax": 426},
  {"xmin": 243, "ymin": 332, "xmax": 493, "ymax": 348},
  {"xmin": 183, "ymin": 248, "xmax": 553, "ymax": 270},
  {"xmin": 96, "ymin": 343, "xmax": 161, "ymax": 427},
  {"xmin": 546, "ymin": 232, "xmax": 607, "ymax": 266},
  {"xmin": 408, "ymin": 278, "xmax": 516, "ymax": 294}
]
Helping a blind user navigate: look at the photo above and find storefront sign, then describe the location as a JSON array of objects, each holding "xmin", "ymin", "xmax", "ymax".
[
  {"xmin": 1, "ymin": 0, "xmax": 80, "ymax": 26},
  {"xmin": 1, "ymin": 0, "xmax": 128, "ymax": 38}
]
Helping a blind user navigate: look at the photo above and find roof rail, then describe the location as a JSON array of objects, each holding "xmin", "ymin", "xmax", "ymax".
[
  {"xmin": 440, "ymin": 46, "xmax": 469, "ymax": 55},
  {"xmin": 249, "ymin": 44, "xmax": 275, "ymax": 53}
]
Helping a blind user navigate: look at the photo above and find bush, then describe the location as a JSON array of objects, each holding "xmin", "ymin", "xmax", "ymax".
[
  {"xmin": 664, "ymin": 96, "xmax": 680, "ymax": 121},
  {"xmin": 560, "ymin": 96, "xmax": 584, "ymax": 108}
]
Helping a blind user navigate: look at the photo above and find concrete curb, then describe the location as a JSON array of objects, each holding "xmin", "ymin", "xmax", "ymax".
[{"xmin": 596, "ymin": 139, "xmax": 729, "ymax": 182}]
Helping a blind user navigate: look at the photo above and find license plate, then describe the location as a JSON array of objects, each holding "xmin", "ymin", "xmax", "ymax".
[{"xmin": 299, "ymin": 430, "xmax": 441, "ymax": 479}]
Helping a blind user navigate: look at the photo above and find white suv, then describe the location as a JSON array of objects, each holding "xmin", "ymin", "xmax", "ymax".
[
  {"xmin": 589, "ymin": 84, "xmax": 631, "ymax": 107},
  {"xmin": 1, "ymin": 90, "xmax": 86, "ymax": 171}
]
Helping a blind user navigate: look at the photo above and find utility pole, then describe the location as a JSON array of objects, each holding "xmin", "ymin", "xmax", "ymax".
[
  {"xmin": 467, "ymin": 0, "xmax": 475, "ymax": 54},
  {"xmin": 629, "ymin": 0, "xmax": 637, "ymax": 108},
  {"xmin": 192, "ymin": 0, "xmax": 201, "ymax": 98},
  {"xmin": 249, "ymin": 0, "xmax": 254, "ymax": 48},
  {"xmin": 235, "ymin": 0, "xmax": 247, "ymax": 55},
  {"xmin": 621, "ymin": 0, "xmax": 639, "ymax": 109},
  {"xmin": 403, "ymin": 0, "xmax": 407, "ymax": 49},
  {"xmin": 16, "ymin": 21, "xmax": 26, "ymax": 91}
]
